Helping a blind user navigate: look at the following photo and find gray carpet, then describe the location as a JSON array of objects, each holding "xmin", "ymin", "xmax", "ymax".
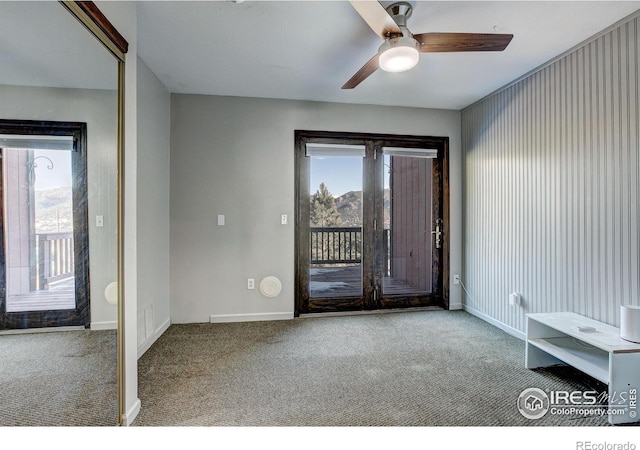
[
  {"xmin": 134, "ymin": 310, "xmax": 615, "ymax": 426},
  {"xmin": 0, "ymin": 329, "xmax": 118, "ymax": 426}
]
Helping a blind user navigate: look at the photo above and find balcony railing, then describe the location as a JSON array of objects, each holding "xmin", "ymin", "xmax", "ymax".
[
  {"xmin": 310, "ymin": 227, "xmax": 390, "ymax": 274},
  {"xmin": 37, "ymin": 232, "xmax": 74, "ymax": 290}
]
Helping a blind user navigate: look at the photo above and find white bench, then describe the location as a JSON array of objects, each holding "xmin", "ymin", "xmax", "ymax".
[{"xmin": 526, "ymin": 312, "xmax": 640, "ymax": 425}]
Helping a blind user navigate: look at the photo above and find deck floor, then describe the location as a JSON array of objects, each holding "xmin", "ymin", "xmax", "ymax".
[
  {"xmin": 6, "ymin": 278, "xmax": 76, "ymax": 312},
  {"xmin": 6, "ymin": 268, "xmax": 426, "ymax": 310},
  {"xmin": 309, "ymin": 265, "xmax": 429, "ymax": 298}
]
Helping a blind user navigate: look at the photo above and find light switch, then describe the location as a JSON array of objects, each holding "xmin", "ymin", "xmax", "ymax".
[
  {"xmin": 96, "ymin": 215, "xmax": 104, "ymax": 227},
  {"xmin": 217, "ymin": 215, "xmax": 225, "ymax": 226},
  {"xmin": 281, "ymin": 214, "xmax": 288, "ymax": 225}
]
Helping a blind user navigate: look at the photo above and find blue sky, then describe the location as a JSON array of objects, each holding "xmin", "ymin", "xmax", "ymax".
[
  {"xmin": 309, "ymin": 155, "xmax": 390, "ymax": 197},
  {"xmin": 310, "ymin": 156, "xmax": 362, "ymax": 197}
]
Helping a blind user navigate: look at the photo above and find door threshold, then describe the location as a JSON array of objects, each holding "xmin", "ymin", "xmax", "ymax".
[
  {"xmin": 0, "ymin": 325, "xmax": 85, "ymax": 335},
  {"xmin": 299, "ymin": 306, "xmax": 444, "ymax": 319}
]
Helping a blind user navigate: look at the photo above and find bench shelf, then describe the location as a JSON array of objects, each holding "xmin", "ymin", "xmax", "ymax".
[{"xmin": 526, "ymin": 312, "xmax": 640, "ymax": 425}]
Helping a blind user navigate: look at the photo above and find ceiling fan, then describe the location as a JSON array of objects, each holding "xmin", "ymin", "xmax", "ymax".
[{"xmin": 343, "ymin": 1, "xmax": 514, "ymax": 89}]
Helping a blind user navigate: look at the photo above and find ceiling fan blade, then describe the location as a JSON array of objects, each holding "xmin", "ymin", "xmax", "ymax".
[
  {"xmin": 414, "ymin": 33, "xmax": 513, "ymax": 53},
  {"xmin": 342, "ymin": 55, "xmax": 379, "ymax": 89},
  {"xmin": 349, "ymin": 1, "xmax": 401, "ymax": 38}
]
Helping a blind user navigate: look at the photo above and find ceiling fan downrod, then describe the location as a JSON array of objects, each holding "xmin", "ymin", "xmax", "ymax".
[{"xmin": 385, "ymin": 1, "xmax": 413, "ymax": 37}]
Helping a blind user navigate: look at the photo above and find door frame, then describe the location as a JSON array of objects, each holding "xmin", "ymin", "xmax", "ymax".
[
  {"xmin": 294, "ymin": 130, "xmax": 450, "ymax": 316},
  {"xmin": 0, "ymin": 119, "xmax": 90, "ymax": 329}
]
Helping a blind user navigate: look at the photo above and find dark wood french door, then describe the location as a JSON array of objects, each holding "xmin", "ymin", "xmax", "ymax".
[
  {"xmin": 295, "ymin": 130, "xmax": 449, "ymax": 315},
  {"xmin": 0, "ymin": 120, "xmax": 90, "ymax": 330}
]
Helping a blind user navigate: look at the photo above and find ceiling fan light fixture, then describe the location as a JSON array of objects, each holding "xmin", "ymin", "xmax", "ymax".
[{"xmin": 378, "ymin": 36, "xmax": 420, "ymax": 73}]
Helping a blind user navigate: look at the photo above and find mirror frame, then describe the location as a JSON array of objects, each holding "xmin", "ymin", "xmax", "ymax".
[{"xmin": 58, "ymin": 1, "xmax": 128, "ymax": 425}]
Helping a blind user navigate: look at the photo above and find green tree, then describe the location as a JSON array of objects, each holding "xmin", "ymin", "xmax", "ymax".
[{"xmin": 310, "ymin": 182, "xmax": 342, "ymax": 227}]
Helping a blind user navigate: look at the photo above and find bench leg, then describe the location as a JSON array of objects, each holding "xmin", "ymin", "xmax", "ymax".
[{"xmin": 608, "ymin": 352, "xmax": 640, "ymax": 425}]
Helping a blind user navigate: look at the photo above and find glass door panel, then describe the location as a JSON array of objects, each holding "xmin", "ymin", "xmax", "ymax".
[
  {"xmin": 383, "ymin": 153, "xmax": 433, "ymax": 296},
  {"xmin": 308, "ymin": 148, "xmax": 363, "ymax": 301},
  {"xmin": 378, "ymin": 147, "xmax": 442, "ymax": 308},
  {"xmin": 4, "ymin": 147, "xmax": 76, "ymax": 313},
  {"xmin": 0, "ymin": 124, "xmax": 92, "ymax": 331}
]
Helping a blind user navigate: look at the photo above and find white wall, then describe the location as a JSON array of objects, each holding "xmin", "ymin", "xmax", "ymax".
[
  {"xmin": 0, "ymin": 84, "xmax": 118, "ymax": 328},
  {"xmin": 136, "ymin": 56, "xmax": 171, "ymax": 356},
  {"xmin": 461, "ymin": 12, "xmax": 640, "ymax": 338},
  {"xmin": 170, "ymin": 95, "xmax": 462, "ymax": 323}
]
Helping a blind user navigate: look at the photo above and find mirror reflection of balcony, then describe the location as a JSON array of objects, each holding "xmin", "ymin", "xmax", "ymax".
[{"xmin": 6, "ymin": 232, "xmax": 76, "ymax": 313}]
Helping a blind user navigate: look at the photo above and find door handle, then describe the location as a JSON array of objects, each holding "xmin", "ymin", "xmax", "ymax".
[{"xmin": 431, "ymin": 218, "xmax": 443, "ymax": 249}]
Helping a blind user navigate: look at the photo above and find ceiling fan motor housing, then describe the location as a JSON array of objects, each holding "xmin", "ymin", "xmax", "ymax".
[{"xmin": 378, "ymin": 36, "xmax": 420, "ymax": 72}]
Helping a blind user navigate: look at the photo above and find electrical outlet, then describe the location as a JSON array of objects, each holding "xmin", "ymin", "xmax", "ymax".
[
  {"xmin": 453, "ymin": 274, "xmax": 460, "ymax": 285},
  {"xmin": 247, "ymin": 278, "xmax": 255, "ymax": 290}
]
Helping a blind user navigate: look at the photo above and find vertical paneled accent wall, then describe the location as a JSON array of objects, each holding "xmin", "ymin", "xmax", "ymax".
[{"xmin": 462, "ymin": 13, "xmax": 640, "ymax": 334}]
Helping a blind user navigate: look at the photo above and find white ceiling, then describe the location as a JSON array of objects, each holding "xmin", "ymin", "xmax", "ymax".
[
  {"xmin": 0, "ymin": 1, "xmax": 117, "ymax": 90},
  {"xmin": 137, "ymin": 1, "xmax": 640, "ymax": 110},
  {"xmin": 1, "ymin": 1, "xmax": 639, "ymax": 111}
]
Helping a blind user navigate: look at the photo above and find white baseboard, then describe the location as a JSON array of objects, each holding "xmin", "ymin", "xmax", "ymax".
[
  {"xmin": 90, "ymin": 321, "xmax": 117, "ymax": 330},
  {"xmin": 121, "ymin": 398, "xmax": 141, "ymax": 426},
  {"xmin": 463, "ymin": 304, "xmax": 526, "ymax": 341},
  {"xmin": 449, "ymin": 302, "xmax": 463, "ymax": 311},
  {"xmin": 0, "ymin": 325, "xmax": 84, "ymax": 335},
  {"xmin": 137, "ymin": 317, "xmax": 171, "ymax": 359},
  {"xmin": 210, "ymin": 312, "xmax": 293, "ymax": 323}
]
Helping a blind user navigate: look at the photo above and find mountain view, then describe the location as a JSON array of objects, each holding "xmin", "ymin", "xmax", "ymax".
[
  {"xmin": 34, "ymin": 186, "xmax": 73, "ymax": 233},
  {"xmin": 314, "ymin": 189, "xmax": 390, "ymax": 228}
]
